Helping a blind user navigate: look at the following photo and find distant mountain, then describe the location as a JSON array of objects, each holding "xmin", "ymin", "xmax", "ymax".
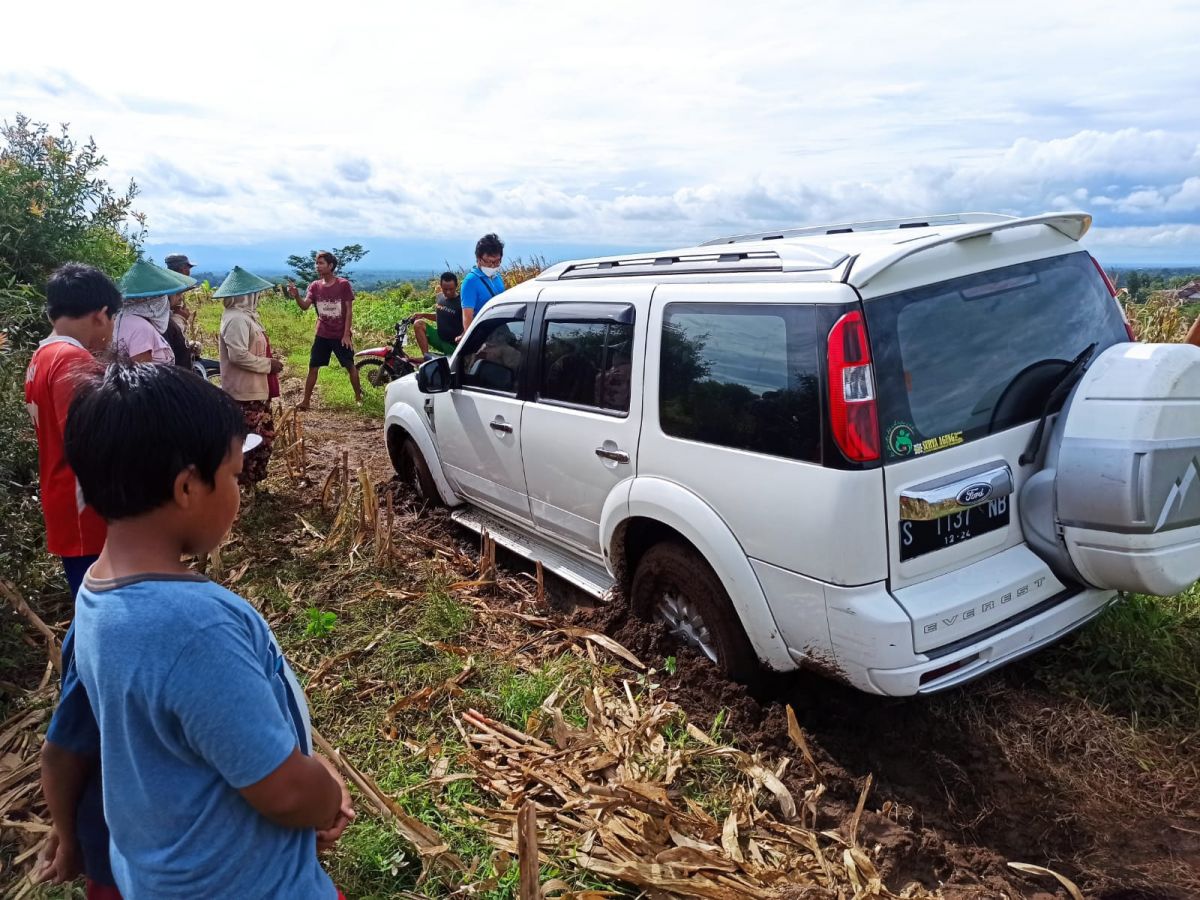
[{"xmin": 192, "ymin": 269, "xmax": 438, "ymax": 290}]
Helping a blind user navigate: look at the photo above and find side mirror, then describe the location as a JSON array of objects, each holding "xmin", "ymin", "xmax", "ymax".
[{"xmin": 416, "ymin": 356, "xmax": 452, "ymax": 393}]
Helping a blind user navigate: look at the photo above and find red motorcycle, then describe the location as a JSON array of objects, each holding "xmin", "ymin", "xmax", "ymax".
[{"xmin": 354, "ymin": 318, "xmax": 426, "ymax": 388}]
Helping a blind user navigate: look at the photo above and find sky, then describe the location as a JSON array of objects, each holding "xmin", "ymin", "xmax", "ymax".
[{"xmin": 3, "ymin": 0, "xmax": 1200, "ymax": 270}]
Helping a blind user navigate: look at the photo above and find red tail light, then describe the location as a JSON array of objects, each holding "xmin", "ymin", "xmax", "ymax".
[
  {"xmin": 1090, "ymin": 254, "xmax": 1137, "ymax": 341},
  {"xmin": 1089, "ymin": 254, "xmax": 1117, "ymax": 297},
  {"xmin": 827, "ymin": 311, "xmax": 880, "ymax": 462}
]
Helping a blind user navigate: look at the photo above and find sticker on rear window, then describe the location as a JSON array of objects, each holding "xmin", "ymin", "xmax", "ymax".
[
  {"xmin": 888, "ymin": 423, "xmax": 964, "ymax": 458},
  {"xmin": 887, "ymin": 422, "xmax": 918, "ymax": 457},
  {"xmin": 917, "ymin": 431, "xmax": 964, "ymax": 454}
]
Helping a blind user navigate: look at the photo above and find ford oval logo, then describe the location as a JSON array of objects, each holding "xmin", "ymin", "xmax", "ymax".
[{"xmin": 957, "ymin": 483, "xmax": 992, "ymax": 506}]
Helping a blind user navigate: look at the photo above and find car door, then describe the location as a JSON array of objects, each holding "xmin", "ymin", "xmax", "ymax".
[
  {"xmin": 435, "ymin": 302, "xmax": 534, "ymax": 524},
  {"xmin": 521, "ymin": 286, "xmax": 649, "ymax": 558}
]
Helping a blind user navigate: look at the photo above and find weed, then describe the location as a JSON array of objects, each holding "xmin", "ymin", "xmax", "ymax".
[
  {"xmin": 415, "ymin": 588, "xmax": 474, "ymax": 643},
  {"xmin": 664, "ymin": 655, "xmax": 677, "ymax": 675},
  {"xmin": 709, "ymin": 706, "xmax": 730, "ymax": 741},
  {"xmin": 326, "ymin": 816, "xmax": 416, "ymax": 897},
  {"xmin": 482, "ymin": 654, "xmax": 591, "ymax": 731},
  {"xmin": 304, "ymin": 606, "xmax": 338, "ymax": 639},
  {"xmin": 1038, "ymin": 588, "xmax": 1200, "ymax": 728},
  {"xmin": 473, "ymin": 861, "xmax": 632, "ymax": 900}
]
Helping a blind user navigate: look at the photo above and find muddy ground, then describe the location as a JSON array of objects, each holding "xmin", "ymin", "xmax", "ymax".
[{"xmin": 303, "ymin": 404, "xmax": 1200, "ymax": 898}]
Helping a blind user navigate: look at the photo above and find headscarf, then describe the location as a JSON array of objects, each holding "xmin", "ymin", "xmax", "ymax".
[
  {"xmin": 116, "ymin": 295, "xmax": 172, "ymax": 334},
  {"xmin": 221, "ymin": 292, "xmax": 260, "ymax": 315}
]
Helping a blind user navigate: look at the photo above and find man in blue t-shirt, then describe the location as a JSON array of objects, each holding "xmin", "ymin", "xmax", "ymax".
[
  {"xmin": 38, "ymin": 363, "xmax": 353, "ymax": 900},
  {"xmin": 460, "ymin": 233, "xmax": 506, "ymax": 335}
]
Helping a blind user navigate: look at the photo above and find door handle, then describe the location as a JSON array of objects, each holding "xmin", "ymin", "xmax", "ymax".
[
  {"xmin": 595, "ymin": 447, "xmax": 630, "ymax": 464},
  {"xmin": 489, "ymin": 420, "xmax": 513, "ymax": 434}
]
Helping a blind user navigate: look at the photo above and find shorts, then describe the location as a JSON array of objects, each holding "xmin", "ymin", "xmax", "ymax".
[
  {"xmin": 309, "ymin": 335, "xmax": 354, "ymax": 369},
  {"xmin": 426, "ymin": 327, "xmax": 458, "ymax": 356}
]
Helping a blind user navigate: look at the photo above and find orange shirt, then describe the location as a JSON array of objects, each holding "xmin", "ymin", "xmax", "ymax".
[{"xmin": 24, "ymin": 336, "xmax": 106, "ymax": 557}]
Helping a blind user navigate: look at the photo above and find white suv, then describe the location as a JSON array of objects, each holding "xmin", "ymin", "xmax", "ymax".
[{"xmin": 383, "ymin": 212, "xmax": 1200, "ymax": 695}]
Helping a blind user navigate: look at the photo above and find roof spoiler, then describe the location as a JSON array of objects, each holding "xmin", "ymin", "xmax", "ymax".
[{"xmin": 849, "ymin": 212, "xmax": 1093, "ymax": 287}]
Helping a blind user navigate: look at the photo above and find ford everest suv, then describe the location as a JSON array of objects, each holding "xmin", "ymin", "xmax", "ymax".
[{"xmin": 382, "ymin": 212, "xmax": 1200, "ymax": 695}]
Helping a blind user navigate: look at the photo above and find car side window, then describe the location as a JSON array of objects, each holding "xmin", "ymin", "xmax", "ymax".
[
  {"xmin": 659, "ymin": 303, "xmax": 821, "ymax": 462},
  {"xmin": 459, "ymin": 307, "xmax": 527, "ymax": 394},
  {"xmin": 539, "ymin": 311, "xmax": 634, "ymax": 414}
]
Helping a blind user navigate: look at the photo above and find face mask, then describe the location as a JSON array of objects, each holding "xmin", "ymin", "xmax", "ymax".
[{"xmin": 480, "ymin": 266, "xmax": 500, "ymax": 278}]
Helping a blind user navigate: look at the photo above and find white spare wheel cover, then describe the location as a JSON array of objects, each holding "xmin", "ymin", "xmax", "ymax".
[{"xmin": 1026, "ymin": 343, "xmax": 1200, "ymax": 596}]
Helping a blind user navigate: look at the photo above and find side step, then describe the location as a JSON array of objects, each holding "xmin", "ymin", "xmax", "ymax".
[{"xmin": 451, "ymin": 507, "xmax": 615, "ymax": 599}]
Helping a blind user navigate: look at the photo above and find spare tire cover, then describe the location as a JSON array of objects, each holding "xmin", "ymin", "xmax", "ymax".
[{"xmin": 1022, "ymin": 343, "xmax": 1200, "ymax": 596}]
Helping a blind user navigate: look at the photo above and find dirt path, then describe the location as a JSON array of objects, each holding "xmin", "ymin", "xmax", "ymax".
[{"xmin": 303, "ymin": 401, "xmax": 1200, "ymax": 899}]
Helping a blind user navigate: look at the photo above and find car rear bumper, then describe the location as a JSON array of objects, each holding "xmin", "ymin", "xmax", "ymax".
[{"xmin": 855, "ymin": 586, "xmax": 1118, "ymax": 695}]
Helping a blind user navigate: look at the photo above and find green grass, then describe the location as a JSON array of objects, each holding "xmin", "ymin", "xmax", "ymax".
[
  {"xmin": 1038, "ymin": 586, "xmax": 1200, "ymax": 728},
  {"xmin": 327, "ymin": 818, "xmax": 414, "ymax": 898},
  {"xmin": 192, "ymin": 285, "xmax": 434, "ymax": 416},
  {"xmin": 484, "ymin": 653, "xmax": 592, "ymax": 732},
  {"xmin": 415, "ymin": 586, "xmax": 475, "ymax": 644}
]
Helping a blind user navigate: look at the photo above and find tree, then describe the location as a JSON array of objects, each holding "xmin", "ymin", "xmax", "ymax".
[
  {"xmin": 1124, "ymin": 271, "xmax": 1145, "ymax": 303},
  {"xmin": 0, "ymin": 115, "xmax": 142, "ymax": 595},
  {"xmin": 0, "ymin": 114, "xmax": 142, "ymax": 348},
  {"xmin": 286, "ymin": 244, "xmax": 369, "ymax": 285}
]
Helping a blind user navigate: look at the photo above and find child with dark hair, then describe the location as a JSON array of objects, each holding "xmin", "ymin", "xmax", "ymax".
[
  {"xmin": 25, "ymin": 263, "xmax": 121, "ymax": 594},
  {"xmin": 26, "ymin": 263, "xmax": 122, "ymax": 898},
  {"xmin": 40, "ymin": 363, "xmax": 353, "ymax": 899}
]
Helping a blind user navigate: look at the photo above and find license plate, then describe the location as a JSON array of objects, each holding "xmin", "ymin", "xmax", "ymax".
[{"xmin": 900, "ymin": 497, "xmax": 1010, "ymax": 561}]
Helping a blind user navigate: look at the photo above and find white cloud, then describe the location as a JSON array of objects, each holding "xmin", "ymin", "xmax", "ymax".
[
  {"xmin": 1088, "ymin": 224, "xmax": 1200, "ymax": 247},
  {"xmin": 335, "ymin": 158, "xmax": 373, "ymax": 183},
  {"xmin": 3, "ymin": 0, "xmax": 1199, "ymax": 263}
]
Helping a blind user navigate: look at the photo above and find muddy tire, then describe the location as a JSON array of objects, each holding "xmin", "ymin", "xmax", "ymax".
[
  {"xmin": 398, "ymin": 438, "xmax": 440, "ymax": 505},
  {"xmin": 630, "ymin": 540, "xmax": 759, "ymax": 682},
  {"xmin": 356, "ymin": 358, "xmax": 393, "ymax": 388}
]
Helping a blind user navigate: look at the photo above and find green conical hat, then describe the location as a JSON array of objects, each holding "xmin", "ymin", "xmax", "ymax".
[
  {"xmin": 213, "ymin": 266, "xmax": 274, "ymax": 299},
  {"xmin": 118, "ymin": 260, "xmax": 197, "ymax": 299}
]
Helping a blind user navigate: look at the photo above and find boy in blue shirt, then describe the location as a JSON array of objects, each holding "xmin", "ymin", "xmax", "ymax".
[
  {"xmin": 459, "ymin": 233, "xmax": 506, "ymax": 334},
  {"xmin": 39, "ymin": 362, "xmax": 353, "ymax": 899}
]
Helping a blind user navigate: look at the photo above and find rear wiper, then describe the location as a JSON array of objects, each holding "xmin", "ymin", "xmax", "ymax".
[{"xmin": 1019, "ymin": 342, "xmax": 1097, "ymax": 466}]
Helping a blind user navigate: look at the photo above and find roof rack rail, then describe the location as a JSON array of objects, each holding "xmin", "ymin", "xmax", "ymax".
[
  {"xmin": 557, "ymin": 249, "xmax": 783, "ymax": 280},
  {"xmin": 701, "ymin": 212, "xmax": 1014, "ymax": 246}
]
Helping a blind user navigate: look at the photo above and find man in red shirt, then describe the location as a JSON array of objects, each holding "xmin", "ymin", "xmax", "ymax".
[
  {"xmin": 287, "ymin": 251, "xmax": 362, "ymax": 410},
  {"xmin": 25, "ymin": 263, "xmax": 121, "ymax": 596}
]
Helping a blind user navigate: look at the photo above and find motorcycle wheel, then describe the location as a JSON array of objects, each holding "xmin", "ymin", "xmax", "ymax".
[{"xmin": 356, "ymin": 358, "xmax": 394, "ymax": 388}]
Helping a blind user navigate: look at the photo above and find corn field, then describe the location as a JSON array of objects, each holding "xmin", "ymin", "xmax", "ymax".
[{"xmin": 1122, "ymin": 291, "xmax": 1195, "ymax": 343}]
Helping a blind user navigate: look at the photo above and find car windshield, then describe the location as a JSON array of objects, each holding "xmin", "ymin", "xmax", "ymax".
[{"xmin": 865, "ymin": 251, "xmax": 1127, "ymax": 460}]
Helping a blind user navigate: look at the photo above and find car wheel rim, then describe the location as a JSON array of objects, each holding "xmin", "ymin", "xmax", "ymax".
[{"xmin": 655, "ymin": 591, "xmax": 718, "ymax": 665}]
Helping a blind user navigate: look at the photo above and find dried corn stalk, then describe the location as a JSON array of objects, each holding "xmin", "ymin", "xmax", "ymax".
[
  {"xmin": 1124, "ymin": 293, "xmax": 1192, "ymax": 343},
  {"xmin": 275, "ymin": 404, "xmax": 309, "ymax": 484},
  {"xmin": 0, "ymin": 695, "xmax": 55, "ymax": 897},
  {"xmin": 457, "ymin": 681, "xmax": 943, "ymax": 899}
]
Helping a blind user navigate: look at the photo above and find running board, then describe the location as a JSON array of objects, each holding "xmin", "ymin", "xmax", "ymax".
[{"xmin": 450, "ymin": 508, "xmax": 615, "ymax": 599}]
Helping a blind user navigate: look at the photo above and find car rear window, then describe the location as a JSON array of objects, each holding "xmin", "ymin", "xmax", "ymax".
[{"xmin": 866, "ymin": 252, "xmax": 1127, "ymax": 460}]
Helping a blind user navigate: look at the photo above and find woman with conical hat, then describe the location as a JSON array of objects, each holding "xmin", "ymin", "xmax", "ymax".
[
  {"xmin": 215, "ymin": 266, "xmax": 282, "ymax": 486},
  {"xmin": 114, "ymin": 260, "xmax": 196, "ymax": 364}
]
